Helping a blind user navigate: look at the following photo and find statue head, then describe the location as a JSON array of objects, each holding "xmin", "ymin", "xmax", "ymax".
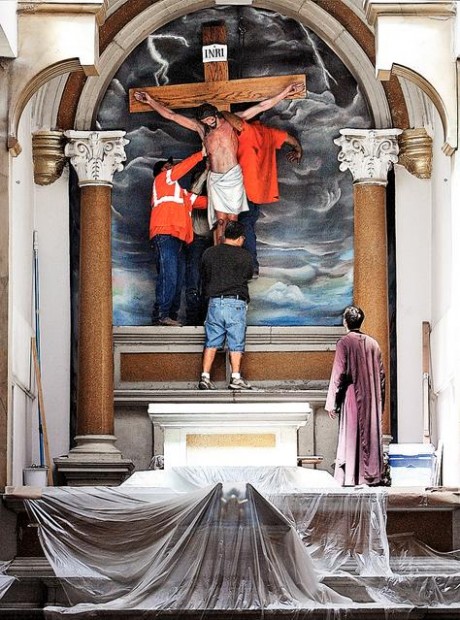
[
  {"xmin": 195, "ymin": 103, "xmax": 221, "ymax": 122},
  {"xmin": 343, "ymin": 306, "xmax": 365, "ymax": 330}
]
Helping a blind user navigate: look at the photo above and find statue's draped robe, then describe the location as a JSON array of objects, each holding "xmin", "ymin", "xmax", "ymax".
[{"xmin": 326, "ymin": 331, "xmax": 385, "ymax": 486}]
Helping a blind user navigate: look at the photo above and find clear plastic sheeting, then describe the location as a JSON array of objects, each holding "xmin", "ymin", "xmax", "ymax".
[
  {"xmin": 122, "ymin": 466, "xmax": 340, "ymax": 493},
  {"xmin": 124, "ymin": 468, "xmax": 390, "ymax": 576},
  {"xmin": 26, "ymin": 483, "xmax": 351, "ymax": 617},
  {"xmin": 0, "ymin": 561, "xmax": 15, "ymax": 600},
  {"xmin": 270, "ymin": 489, "xmax": 391, "ymax": 576},
  {"xmin": 371, "ymin": 533, "xmax": 460, "ymax": 608},
  {"xmin": 22, "ymin": 467, "xmax": 460, "ymax": 618}
]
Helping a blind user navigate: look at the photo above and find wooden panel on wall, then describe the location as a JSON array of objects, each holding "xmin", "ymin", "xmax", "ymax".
[
  {"xmin": 120, "ymin": 350, "xmax": 334, "ymax": 383},
  {"xmin": 120, "ymin": 352, "xmax": 226, "ymax": 382},
  {"xmin": 241, "ymin": 351, "xmax": 335, "ymax": 380}
]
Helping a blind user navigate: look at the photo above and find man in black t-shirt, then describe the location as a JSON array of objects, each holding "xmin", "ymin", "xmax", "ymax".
[{"xmin": 198, "ymin": 221, "xmax": 254, "ymax": 390}]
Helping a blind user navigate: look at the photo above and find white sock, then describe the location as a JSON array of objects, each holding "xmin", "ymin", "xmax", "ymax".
[
  {"xmin": 201, "ymin": 372, "xmax": 210, "ymax": 379},
  {"xmin": 231, "ymin": 372, "xmax": 241, "ymax": 380}
]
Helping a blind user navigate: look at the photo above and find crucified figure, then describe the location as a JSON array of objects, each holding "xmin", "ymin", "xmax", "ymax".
[{"xmin": 134, "ymin": 82, "xmax": 303, "ymax": 243}]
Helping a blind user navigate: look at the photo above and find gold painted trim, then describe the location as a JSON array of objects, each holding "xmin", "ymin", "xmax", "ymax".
[
  {"xmin": 398, "ymin": 128, "xmax": 433, "ymax": 179},
  {"xmin": 32, "ymin": 130, "xmax": 66, "ymax": 185},
  {"xmin": 186, "ymin": 434, "xmax": 276, "ymax": 449}
]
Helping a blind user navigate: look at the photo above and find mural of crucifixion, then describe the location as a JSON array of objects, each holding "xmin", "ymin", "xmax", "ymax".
[{"xmin": 129, "ymin": 21, "xmax": 306, "ymax": 113}]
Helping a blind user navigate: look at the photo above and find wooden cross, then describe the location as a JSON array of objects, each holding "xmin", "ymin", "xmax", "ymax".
[{"xmin": 129, "ymin": 21, "xmax": 306, "ymax": 114}]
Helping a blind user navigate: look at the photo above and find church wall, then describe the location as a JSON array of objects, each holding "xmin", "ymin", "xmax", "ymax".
[
  {"xmin": 430, "ymin": 110, "xmax": 457, "ymax": 484},
  {"xmin": 10, "ymin": 101, "xmax": 37, "ymax": 485},
  {"xmin": 34, "ymin": 172, "xmax": 71, "ymax": 466},
  {"xmin": 9, "ymin": 101, "xmax": 71, "ymax": 485},
  {"xmin": 114, "ymin": 406, "xmax": 153, "ymax": 472},
  {"xmin": 394, "ymin": 164, "xmax": 431, "ymax": 443}
]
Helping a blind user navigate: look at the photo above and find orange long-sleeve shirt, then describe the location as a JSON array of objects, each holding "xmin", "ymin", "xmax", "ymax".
[{"xmin": 237, "ymin": 121, "xmax": 288, "ymax": 204}]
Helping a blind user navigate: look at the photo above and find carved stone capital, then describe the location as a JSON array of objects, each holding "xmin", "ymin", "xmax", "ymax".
[
  {"xmin": 32, "ymin": 130, "xmax": 66, "ymax": 185},
  {"xmin": 398, "ymin": 128, "xmax": 433, "ymax": 179},
  {"xmin": 334, "ymin": 128, "xmax": 402, "ymax": 185},
  {"xmin": 64, "ymin": 130, "xmax": 129, "ymax": 187}
]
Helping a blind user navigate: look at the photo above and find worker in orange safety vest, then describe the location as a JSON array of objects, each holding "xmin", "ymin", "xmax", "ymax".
[{"xmin": 149, "ymin": 148, "xmax": 207, "ymax": 326}]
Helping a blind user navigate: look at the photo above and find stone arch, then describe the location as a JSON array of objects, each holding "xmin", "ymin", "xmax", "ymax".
[
  {"xmin": 392, "ymin": 63, "xmax": 452, "ymax": 154},
  {"xmin": 47, "ymin": 0, "xmax": 408, "ymax": 133}
]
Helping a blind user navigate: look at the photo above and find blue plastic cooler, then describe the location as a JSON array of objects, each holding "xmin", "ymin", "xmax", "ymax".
[{"xmin": 388, "ymin": 443, "xmax": 436, "ymax": 486}]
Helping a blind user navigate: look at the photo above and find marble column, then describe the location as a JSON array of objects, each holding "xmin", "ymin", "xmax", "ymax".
[
  {"xmin": 55, "ymin": 130, "xmax": 133, "ymax": 485},
  {"xmin": 334, "ymin": 129, "xmax": 402, "ymax": 438}
]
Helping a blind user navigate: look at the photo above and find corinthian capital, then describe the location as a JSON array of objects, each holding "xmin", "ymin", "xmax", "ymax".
[
  {"xmin": 334, "ymin": 129, "xmax": 402, "ymax": 185},
  {"xmin": 64, "ymin": 130, "xmax": 129, "ymax": 187}
]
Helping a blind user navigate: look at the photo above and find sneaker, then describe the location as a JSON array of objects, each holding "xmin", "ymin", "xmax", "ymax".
[
  {"xmin": 158, "ymin": 317, "xmax": 183, "ymax": 327},
  {"xmin": 228, "ymin": 376, "xmax": 252, "ymax": 390},
  {"xmin": 198, "ymin": 376, "xmax": 216, "ymax": 390},
  {"xmin": 252, "ymin": 267, "xmax": 260, "ymax": 280}
]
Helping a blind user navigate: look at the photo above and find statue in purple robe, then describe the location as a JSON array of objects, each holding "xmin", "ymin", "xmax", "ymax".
[{"xmin": 326, "ymin": 306, "xmax": 385, "ymax": 486}]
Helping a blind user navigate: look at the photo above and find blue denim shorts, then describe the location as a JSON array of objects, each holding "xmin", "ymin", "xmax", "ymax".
[{"xmin": 204, "ymin": 297, "xmax": 248, "ymax": 351}]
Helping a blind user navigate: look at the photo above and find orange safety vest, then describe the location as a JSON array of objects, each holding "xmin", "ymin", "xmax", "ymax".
[{"xmin": 149, "ymin": 152, "xmax": 207, "ymax": 244}]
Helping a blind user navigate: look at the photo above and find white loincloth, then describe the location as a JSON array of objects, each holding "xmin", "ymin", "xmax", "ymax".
[{"xmin": 207, "ymin": 164, "xmax": 249, "ymax": 228}]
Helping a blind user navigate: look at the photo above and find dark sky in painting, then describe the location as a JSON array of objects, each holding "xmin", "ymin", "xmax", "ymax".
[{"xmin": 97, "ymin": 6, "xmax": 372, "ymax": 326}]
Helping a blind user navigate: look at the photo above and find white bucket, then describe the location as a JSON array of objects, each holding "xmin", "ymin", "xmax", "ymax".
[{"xmin": 23, "ymin": 467, "xmax": 48, "ymax": 487}]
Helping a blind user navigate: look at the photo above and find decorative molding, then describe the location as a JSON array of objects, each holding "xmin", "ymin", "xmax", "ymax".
[
  {"xmin": 54, "ymin": 433, "xmax": 134, "ymax": 486},
  {"xmin": 114, "ymin": 387, "xmax": 330, "ymax": 406},
  {"xmin": 148, "ymin": 402, "xmax": 311, "ymax": 429},
  {"xmin": 8, "ymin": 0, "xmax": 107, "ymax": 154},
  {"xmin": 398, "ymin": 128, "xmax": 433, "ymax": 179},
  {"xmin": 113, "ymin": 325, "xmax": 343, "ymax": 352},
  {"xmin": 32, "ymin": 130, "xmax": 66, "ymax": 185},
  {"xmin": 334, "ymin": 128, "xmax": 402, "ymax": 185},
  {"xmin": 215, "ymin": 0, "xmax": 253, "ymax": 4},
  {"xmin": 364, "ymin": 1, "xmax": 455, "ymax": 24},
  {"xmin": 64, "ymin": 130, "xmax": 129, "ymax": 186},
  {"xmin": 364, "ymin": 0, "xmax": 457, "ymax": 155},
  {"xmin": 18, "ymin": 0, "xmax": 107, "ymax": 22}
]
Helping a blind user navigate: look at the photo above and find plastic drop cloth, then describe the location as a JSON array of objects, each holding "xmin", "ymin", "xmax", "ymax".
[
  {"xmin": 122, "ymin": 465, "xmax": 340, "ymax": 493},
  {"xmin": 269, "ymin": 488, "xmax": 390, "ymax": 577},
  {"xmin": 0, "ymin": 561, "xmax": 15, "ymax": 600},
  {"xmin": 26, "ymin": 482, "xmax": 350, "ymax": 617},
  {"xmin": 123, "ymin": 467, "xmax": 390, "ymax": 576},
  {"xmin": 23, "ymin": 466, "xmax": 460, "ymax": 617}
]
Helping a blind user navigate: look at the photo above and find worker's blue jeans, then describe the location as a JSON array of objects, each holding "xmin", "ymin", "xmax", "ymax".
[
  {"xmin": 151, "ymin": 234, "xmax": 185, "ymax": 323},
  {"xmin": 239, "ymin": 201, "xmax": 260, "ymax": 271}
]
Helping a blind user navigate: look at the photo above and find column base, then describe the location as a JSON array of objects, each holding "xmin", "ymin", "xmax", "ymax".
[{"xmin": 54, "ymin": 435, "xmax": 134, "ymax": 486}]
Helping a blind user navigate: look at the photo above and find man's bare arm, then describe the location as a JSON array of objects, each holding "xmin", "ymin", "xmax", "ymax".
[
  {"xmin": 284, "ymin": 133, "xmax": 303, "ymax": 163},
  {"xmin": 221, "ymin": 111, "xmax": 244, "ymax": 132},
  {"xmin": 134, "ymin": 91, "xmax": 204, "ymax": 137},
  {"xmin": 236, "ymin": 82, "xmax": 304, "ymax": 121}
]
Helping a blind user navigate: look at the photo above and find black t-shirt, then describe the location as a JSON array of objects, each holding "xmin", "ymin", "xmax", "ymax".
[{"xmin": 201, "ymin": 243, "xmax": 254, "ymax": 301}]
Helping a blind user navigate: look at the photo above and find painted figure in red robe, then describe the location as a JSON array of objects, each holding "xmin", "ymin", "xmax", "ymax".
[{"xmin": 326, "ymin": 306, "xmax": 385, "ymax": 486}]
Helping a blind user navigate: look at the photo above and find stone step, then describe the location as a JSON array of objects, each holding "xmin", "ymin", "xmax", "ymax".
[{"xmin": 3, "ymin": 557, "xmax": 460, "ymax": 618}]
